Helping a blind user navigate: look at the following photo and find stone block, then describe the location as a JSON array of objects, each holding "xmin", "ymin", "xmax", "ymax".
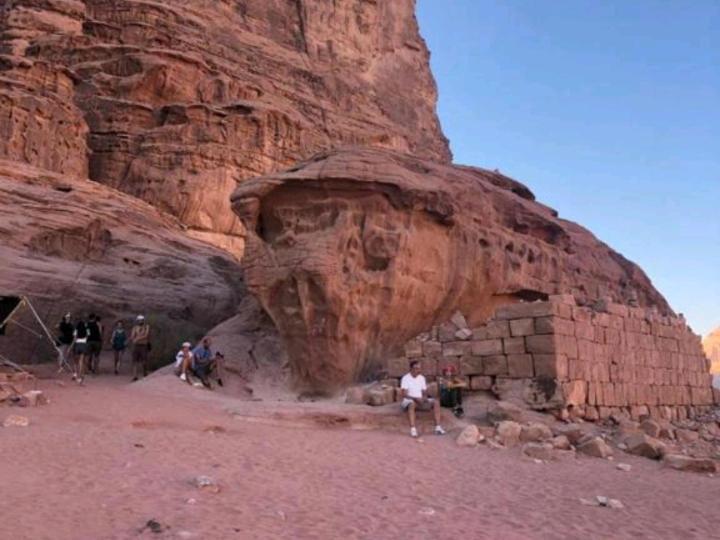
[
  {"xmin": 483, "ymin": 355, "xmax": 508, "ymax": 376},
  {"xmin": 471, "ymin": 339, "xmax": 503, "ymax": 356},
  {"xmin": 485, "ymin": 320, "xmax": 511, "ymax": 339},
  {"xmin": 533, "ymin": 354, "xmax": 559, "ymax": 378},
  {"xmin": 577, "ymin": 436, "xmax": 613, "ymax": 458},
  {"xmin": 470, "ymin": 375, "xmax": 493, "ymax": 391},
  {"xmin": 454, "ymin": 328, "xmax": 473, "ymax": 340},
  {"xmin": 404, "ymin": 340, "xmax": 423, "ymax": 358},
  {"xmin": 556, "ymin": 335, "xmax": 578, "ymax": 358},
  {"xmin": 494, "ymin": 301, "xmax": 567, "ymax": 320},
  {"xmin": 572, "ymin": 306, "xmax": 592, "ymax": 322},
  {"xmin": 562, "ymin": 380, "xmax": 587, "ymax": 406},
  {"xmin": 574, "ymin": 321, "xmax": 594, "ymax": 341},
  {"xmin": 549, "ymin": 294, "xmax": 576, "ymax": 305},
  {"xmin": 525, "ymin": 335, "xmax": 556, "ymax": 354},
  {"xmin": 422, "ymin": 341, "xmax": 442, "ymax": 357},
  {"xmin": 507, "ymin": 354, "xmax": 534, "ymax": 378},
  {"xmin": 460, "ymin": 355, "xmax": 484, "ymax": 375},
  {"xmin": 535, "ymin": 316, "xmax": 575, "ymax": 336},
  {"xmin": 503, "ymin": 337, "xmax": 526, "ymax": 354},
  {"xmin": 438, "ymin": 322, "xmax": 457, "ymax": 342},
  {"xmin": 450, "ymin": 311, "xmax": 469, "ymax": 329},
  {"xmin": 443, "ymin": 341, "xmax": 471, "ymax": 357},
  {"xmin": 510, "ymin": 318, "xmax": 535, "ymax": 337}
]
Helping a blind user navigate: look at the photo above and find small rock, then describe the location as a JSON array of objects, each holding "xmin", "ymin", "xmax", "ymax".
[
  {"xmin": 662, "ymin": 454, "xmax": 717, "ymax": 473},
  {"xmin": 520, "ymin": 422, "xmax": 554, "ymax": 443},
  {"xmin": 186, "ymin": 498, "xmax": 197, "ymax": 505},
  {"xmin": 616, "ymin": 463, "xmax": 632, "ymax": 472},
  {"xmin": 456, "ymin": 425, "xmax": 480, "ymax": 447},
  {"xmin": 608, "ymin": 499, "xmax": 624, "ymax": 509},
  {"xmin": 551, "ymin": 435, "xmax": 571, "ymax": 450},
  {"xmin": 486, "ymin": 439, "xmax": 504, "ymax": 450},
  {"xmin": 640, "ymin": 419, "xmax": 661, "ymax": 438},
  {"xmin": 418, "ymin": 507, "xmax": 436, "ymax": 516},
  {"xmin": 577, "ymin": 436, "xmax": 613, "ymax": 458},
  {"xmin": 521, "ymin": 442, "xmax": 555, "ymax": 461},
  {"xmin": 675, "ymin": 428, "xmax": 700, "ymax": 444},
  {"xmin": 596, "ymin": 496, "xmax": 609, "ymax": 506},
  {"xmin": 624, "ymin": 433, "xmax": 666, "ymax": 460},
  {"xmin": 487, "ymin": 401, "xmax": 525, "ymax": 423},
  {"xmin": 454, "ymin": 328, "xmax": 473, "ymax": 340},
  {"xmin": 450, "ymin": 311, "xmax": 469, "ymax": 330},
  {"xmin": 552, "ymin": 423, "xmax": 588, "ymax": 445},
  {"xmin": 495, "ymin": 420, "xmax": 522, "ymax": 447},
  {"xmin": 192, "ymin": 475, "xmax": 220, "ymax": 493},
  {"xmin": 22, "ymin": 390, "xmax": 47, "ymax": 406},
  {"xmin": 3, "ymin": 415, "xmax": 30, "ymax": 427}
]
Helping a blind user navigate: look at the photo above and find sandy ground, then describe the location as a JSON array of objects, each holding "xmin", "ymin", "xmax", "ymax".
[{"xmin": 1, "ymin": 361, "xmax": 718, "ymax": 540}]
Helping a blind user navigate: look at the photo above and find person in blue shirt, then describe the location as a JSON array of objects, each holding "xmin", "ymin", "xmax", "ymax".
[{"xmin": 190, "ymin": 337, "xmax": 224, "ymax": 389}]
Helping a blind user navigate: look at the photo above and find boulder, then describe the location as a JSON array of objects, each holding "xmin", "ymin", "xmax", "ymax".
[
  {"xmin": 623, "ymin": 433, "xmax": 666, "ymax": 460},
  {"xmin": 551, "ymin": 435, "xmax": 572, "ymax": 450},
  {"xmin": 662, "ymin": 454, "xmax": 717, "ymax": 473},
  {"xmin": 577, "ymin": 437, "xmax": 613, "ymax": 458},
  {"xmin": 520, "ymin": 422, "xmax": 554, "ymax": 443},
  {"xmin": 495, "ymin": 421, "xmax": 522, "ymax": 447},
  {"xmin": 456, "ymin": 425, "xmax": 481, "ymax": 447},
  {"xmin": 521, "ymin": 442, "xmax": 556, "ymax": 461},
  {"xmin": 675, "ymin": 428, "xmax": 700, "ymax": 444},
  {"xmin": 552, "ymin": 423, "xmax": 589, "ymax": 445},
  {"xmin": 487, "ymin": 401, "xmax": 525, "ymax": 424},
  {"xmin": 640, "ymin": 419, "xmax": 661, "ymax": 438},
  {"xmin": 345, "ymin": 387, "xmax": 367, "ymax": 405}
]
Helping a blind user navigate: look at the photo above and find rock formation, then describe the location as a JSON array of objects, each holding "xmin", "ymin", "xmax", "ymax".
[
  {"xmin": 232, "ymin": 147, "xmax": 672, "ymax": 392},
  {"xmin": 703, "ymin": 328, "xmax": 720, "ymax": 374},
  {"xmin": 0, "ymin": 0, "xmax": 449, "ymax": 256}
]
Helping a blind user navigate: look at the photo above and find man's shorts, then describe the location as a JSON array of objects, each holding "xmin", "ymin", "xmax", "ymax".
[
  {"xmin": 132, "ymin": 344, "xmax": 149, "ymax": 364},
  {"xmin": 401, "ymin": 398, "xmax": 435, "ymax": 411},
  {"xmin": 88, "ymin": 341, "xmax": 101, "ymax": 356}
]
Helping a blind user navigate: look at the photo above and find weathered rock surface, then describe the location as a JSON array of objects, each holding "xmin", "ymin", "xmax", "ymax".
[
  {"xmin": 232, "ymin": 147, "xmax": 671, "ymax": 391},
  {"xmin": 495, "ymin": 421, "xmax": 522, "ymax": 447},
  {"xmin": 0, "ymin": 0, "xmax": 449, "ymax": 255},
  {"xmin": 456, "ymin": 425, "xmax": 481, "ymax": 447},
  {"xmin": 703, "ymin": 328, "xmax": 720, "ymax": 374},
  {"xmin": 662, "ymin": 454, "xmax": 717, "ymax": 473},
  {"xmin": 623, "ymin": 433, "xmax": 666, "ymax": 460},
  {"xmin": 0, "ymin": 160, "xmax": 246, "ymax": 361},
  {"xmin": 577, "ymin": 436, "xmax": 613, "ymax": 458}
]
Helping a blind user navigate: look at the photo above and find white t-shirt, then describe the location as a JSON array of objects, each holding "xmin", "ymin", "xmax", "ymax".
[{"xmin": 401, "ymin": 373, "xmax": 427, "ymax": 399}]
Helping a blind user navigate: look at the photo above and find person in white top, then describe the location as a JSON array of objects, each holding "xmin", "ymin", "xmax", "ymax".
[{"xmin": 400, "ymin": 360, "xmax": 445, "ymax": 438}]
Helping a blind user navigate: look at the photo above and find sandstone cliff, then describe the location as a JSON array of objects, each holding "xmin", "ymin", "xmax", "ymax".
[
  {"xmin": 0, "ymin": 0, "xmax": 449, "ymax": 256},
  {"xmin": 703, "ymin": 328, "xmax": 720, "ymax": 374},
  {"xmin": 232, "ymin": 147, "xmax": 672, "ymax": 392}
]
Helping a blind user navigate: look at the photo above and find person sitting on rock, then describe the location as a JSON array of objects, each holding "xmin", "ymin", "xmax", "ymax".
[
  {"xmin": 174, "ymin": 341, "xmax": 193, "ymax": 382},
  {"xmin": 401, "ymin": 360, "xmax": 445, "ymax": 438},
  {"xmin": 190, "ymin": 338, "xmax": 224, "ymax": 389}
]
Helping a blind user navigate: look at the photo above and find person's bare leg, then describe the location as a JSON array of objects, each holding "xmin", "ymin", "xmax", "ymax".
[
  {"xmin": 113, "ymin": 350, "xmax": 119, "ymax": 374},
  {"xmin": 77, "ymin": 354, "xmax": 85, "ymax": 382},
  {"xmin": 433, "ymin": 398, "xmax": 442, "ymax": 425},
  {"xmin": 407, "ymin": 401, "xmax": 416, "ymax": 428}
]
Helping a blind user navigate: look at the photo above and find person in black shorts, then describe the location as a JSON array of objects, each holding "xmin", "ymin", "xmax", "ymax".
[
  {"xmin": 56, "ymin": 313, "xmax": 74, "ymax": 370},
  {"xmin": 86, "ymin": 314, "xmax": 104, "ymax": 373}
]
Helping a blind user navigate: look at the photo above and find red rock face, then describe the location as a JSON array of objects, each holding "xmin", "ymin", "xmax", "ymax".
[
  {"xmin": 232, "ymin": 148, "xmax": 672, "ymax": 392},
  {"xmin": 0, "ymin": 0, "xmax": 449, "ymax": 256},
  {"xmin": 703, "ymin": 328, "xmax": 720, "ymax": 374}
]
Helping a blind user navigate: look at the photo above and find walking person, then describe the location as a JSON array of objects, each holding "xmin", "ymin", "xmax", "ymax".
[
  {"xmin": 56, "ymin": 313, "xmax": 74, "ymax": 371},
  {"xmin": 110, "ymin": 321, "xmax": 128, "ymax": 375},
  {"xmin": 72, "ymin": 319, "xmax": 89, "ymax": 384},
  {"xmin": 130, "ymin": 315, "xmax": 151, "ymax": 382},
  {"xmin": 86, "ymin": 314, "xmax": 103, "ymax": 373}
]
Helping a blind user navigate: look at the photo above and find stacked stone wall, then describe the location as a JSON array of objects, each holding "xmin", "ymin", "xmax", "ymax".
[{"xmin": 387, "ymin": 295, "xmax": 715, "ymax": 420}]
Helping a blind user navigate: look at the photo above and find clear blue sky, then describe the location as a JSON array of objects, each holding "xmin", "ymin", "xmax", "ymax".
[{"xmin": 417, "ymin": 0, "xmax": 719, "ymax": 336}]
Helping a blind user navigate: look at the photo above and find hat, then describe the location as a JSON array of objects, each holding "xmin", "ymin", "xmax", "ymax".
[
  {"xmin": 182, "ymin": 342, "xmax": 191, "ymax": 348},
  {"xmin": 136, "ymin": 314, "xmax": 145, "ymax": 321}
]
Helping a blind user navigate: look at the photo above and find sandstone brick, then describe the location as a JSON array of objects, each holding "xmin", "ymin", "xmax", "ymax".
[
  {"xmin": 549, "ymin": 293, "xmax": 576, "ymax": 305},
  {"xmin": 507, "ymin": 354, "xmax": 534, "ymax": 377},
  {"xmin": 460, "ymin": 355, "xmax": 483, "ymax": 375},
  {"xmin": 470, "ymin": 375, "xmax": 493, "ymax": 390},
  {"xmin": 450, "ymin": 311, "xmax": 469, "ymax": 329},
  {"xmin": 443, "ymin": 341, "xmax": 471, "ymax": 357},
  {"xmin": 606, "ymin": 303, "xmax": 629, "ymax": 318},
  {"xmin": 533, "ymin": 354, "xmax": 564, "ymax": 378},
  {"xmin": 526, "ymin": 335, "xmax": 556, "ymax": 354},
  {"xmin": 576, "ymin": 339, "xmax": 595, "ymax": 362},
  {"xmin": 503, "ymin": 337, "xmax": 526, "ymax": 354},
  {"xmin": 438, "ymin": 322, "xmax": 457, "ymax": 342},
  {"xmin": 563, "ymin": 380, "xmax": 587, "ymax": 405},
  {"xmin": 494, "ymin": 301, "xmax": 569, "ymax": 320},
  {"xmin": 485, "ymin": 320, "xmax": 511, "ymax": 339},
  {"xmin": 572, "ymin": 306, "xmax": 592, "ymax": 322},
  {"xmin": 574, "ymin": 321, "xmax": 594, "ymax": 341},
  {"xmin": 509, "ymin": 318, "xmax": 534, "ymax": 337},
  {"xmin": 422, "ymin": 340, "xmax": 442, "ymax": 357},
  {"xmin": 404, "ymin": 340, "xmax": 422, "ymax": 358},
  {"xmin": 556, "ymin": 335, "xmax": 578, "ymax": 358},
  {"xmin": 483, "ymin": 355, "xmax": 508, "ymax": 376},
  {"xmin": 535, "ymin": 316, "xmax": 575, "ymax": 336},
  {"xmin": 471, "ymin": 339, "xmax": 503, "ymax": 356}
]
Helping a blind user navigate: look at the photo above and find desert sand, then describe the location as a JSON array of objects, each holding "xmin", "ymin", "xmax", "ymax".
[{"xmin": 1, "ymin": 358, "xmax": 718, "ymax": 540}]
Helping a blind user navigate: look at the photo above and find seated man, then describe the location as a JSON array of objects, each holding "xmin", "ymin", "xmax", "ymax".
[
  {"xmin": 401, "ymin": 360, "xmax": 445, "ymax": 438},
  {"xmin": 190, "ymin": 337, "xmax": 224, "ymax": 388}
]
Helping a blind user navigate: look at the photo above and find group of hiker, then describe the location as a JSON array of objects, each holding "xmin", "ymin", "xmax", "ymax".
[
  {"xmin": 56, "ymin": 313, "xmax": 223, "ymax": 388},
  {"xmin": 56, "ymin": 313, "xmax": 151, "ymax": 383}
]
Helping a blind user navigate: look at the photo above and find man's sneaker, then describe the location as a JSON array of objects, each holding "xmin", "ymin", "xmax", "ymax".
[
  {"xmin": 434, "ymin": 426, "xmax": 446, "ymax": 435},
  {"xmin": 179, "ymin": 373, "xmax": 187, "ymax": 382},
  {"xmin": 410, "ymin": 427, "xmax": 419, "ymax": 438},
  {"xmin": 192, "ymin": 381, "xmax": 203, "ymax": 388}
]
